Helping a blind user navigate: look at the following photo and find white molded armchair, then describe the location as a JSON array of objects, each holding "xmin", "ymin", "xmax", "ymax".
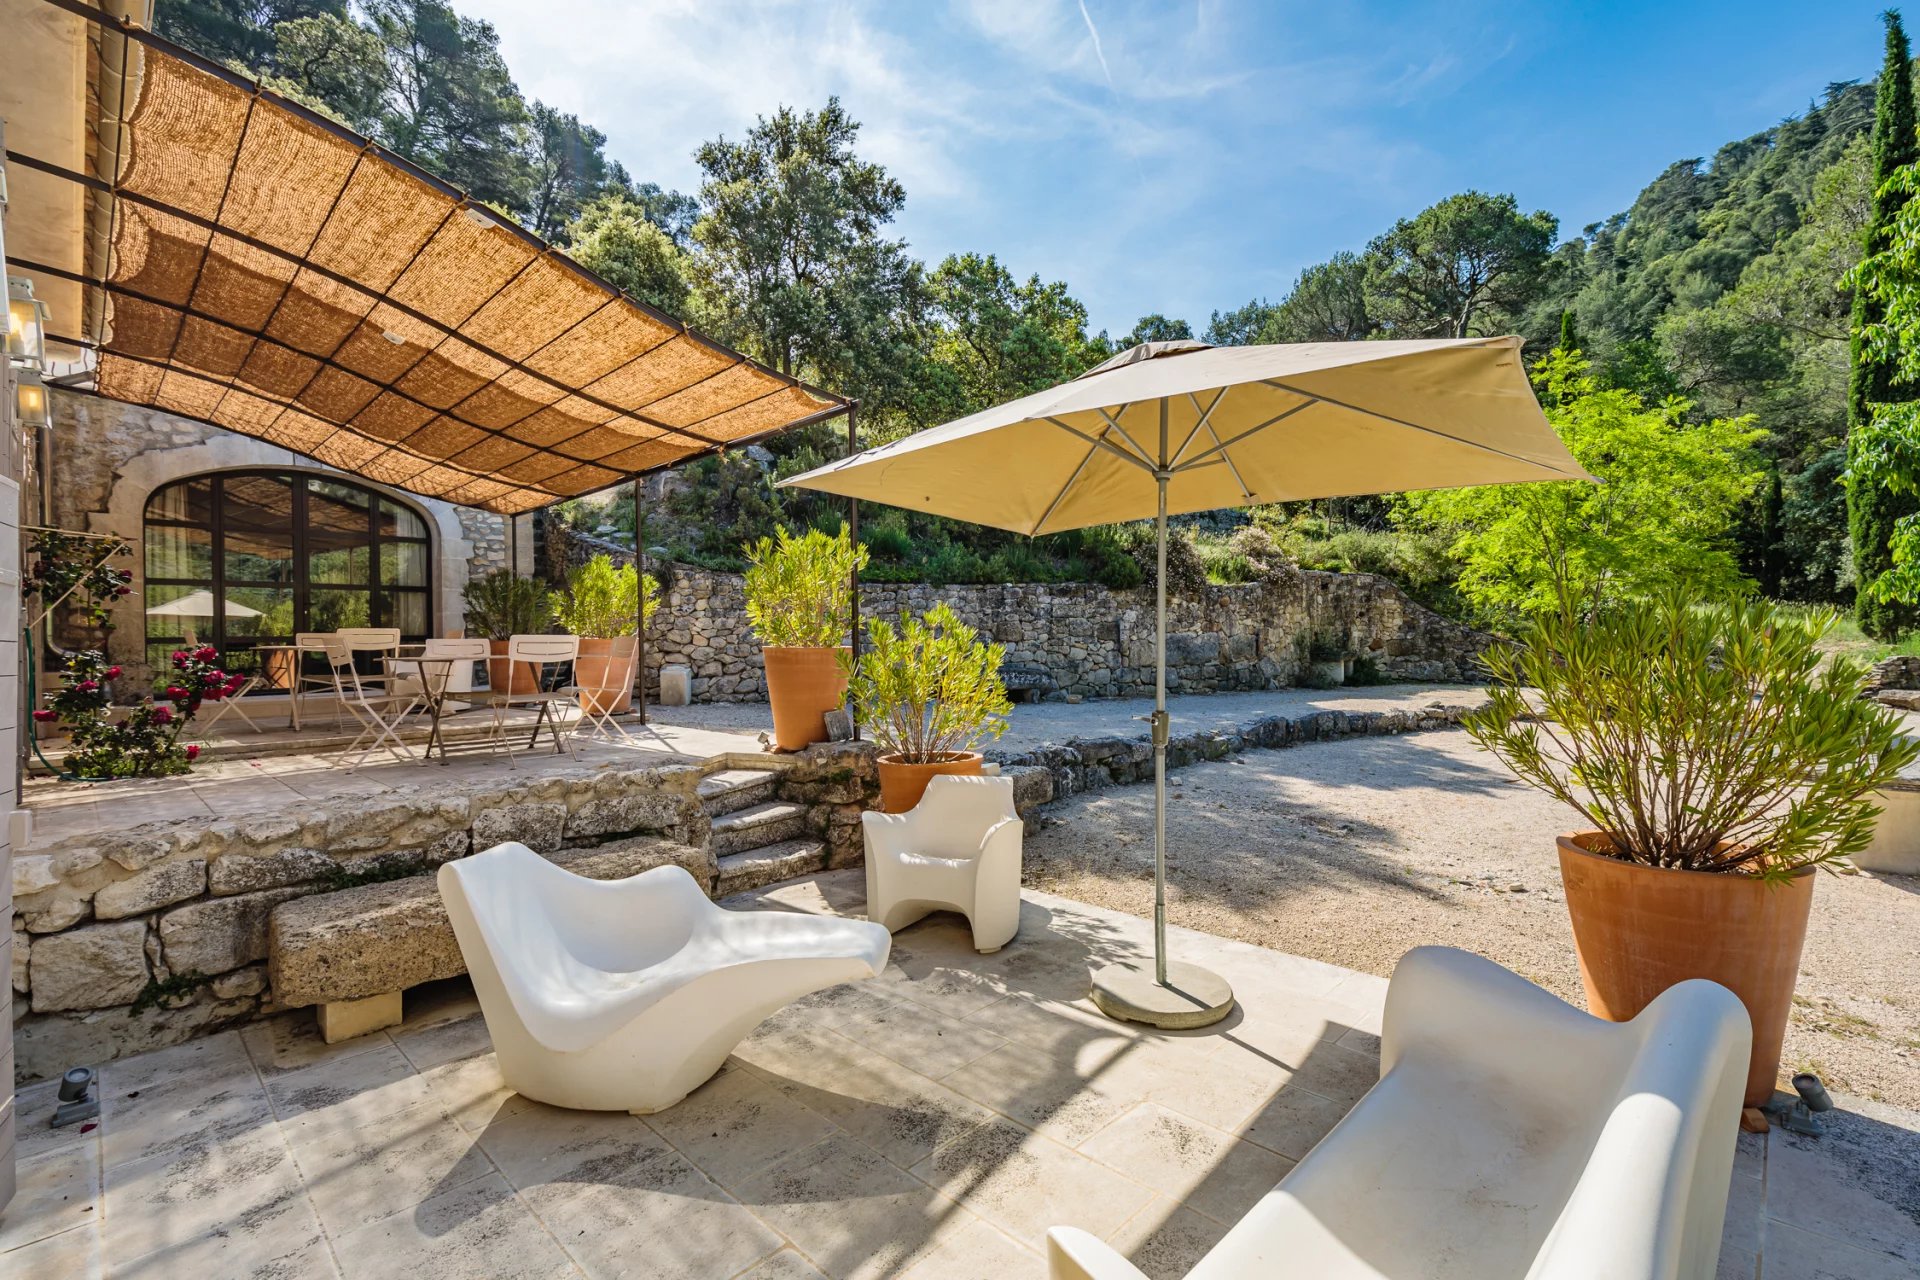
[
  {"xmin": 863, "ymin": 775, "xmax": 1023, "ymax": 953},
  {"xmin": 439, "ymin": 842, "xmax": 893, "ymax": 1114},
  {"xmin": 1047, "ymin": 946, "xmax": 1750, "ymax": 1280}
]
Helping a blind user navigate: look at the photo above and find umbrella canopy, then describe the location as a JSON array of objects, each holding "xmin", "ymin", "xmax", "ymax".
[
  {"xmin": 781, "ymin": 336, "xmax": 1590, "ymax": 534},
  {"xmin": 145, "ymin": 589, "xmax": 262, "ymax": 619},
  {"xmin": 783, "ymin": 336, "xmax": 1588, "ymax": 1028}
]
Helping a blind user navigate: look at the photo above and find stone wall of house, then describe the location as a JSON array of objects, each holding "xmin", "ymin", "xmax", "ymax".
[{"xmin": 40, "ymin": 391, "xmax": 507, "ymax": 688}]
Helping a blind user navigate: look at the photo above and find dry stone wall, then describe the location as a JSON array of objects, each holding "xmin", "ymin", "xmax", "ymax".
[{"xmin": 641, "ymin": 564, "xmax": 1488, "ymax": 703}]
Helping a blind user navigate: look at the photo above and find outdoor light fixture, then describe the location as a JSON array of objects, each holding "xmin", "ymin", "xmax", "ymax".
[
  {"xmin": 7, "ymin": 274, "xmax": 49, "ymax": 370},
  {"xmin": 463, "ymin": 205, "xmax": 500, "ymax": 230},
  {"xmin": 51, "ymin": 1065, "xmax": 99, "ymax": 1127},
  {"xmin": 381, "ymin": 328, "xmax": 407, "ymax": 345},
  {"xmin": 14, "ymin": 365, "xmax": 51, "ymax": 431}
]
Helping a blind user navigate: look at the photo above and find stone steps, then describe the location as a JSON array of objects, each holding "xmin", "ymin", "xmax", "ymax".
[
  {"xmin": 710, "ymin": 800, "xmax": 809, "ymax": 856},
  {"xmin": 696, "ymin": 768, "xmax": 780, "ymax": 818},
  {"xmin": 715, "ymin": 838, "xmax": 830, "ymax": 897}
]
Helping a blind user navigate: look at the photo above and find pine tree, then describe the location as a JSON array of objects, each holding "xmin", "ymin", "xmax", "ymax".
[{"xmin": 1849, "ymin": 9, "xmax": 1920, "ymax": 638}]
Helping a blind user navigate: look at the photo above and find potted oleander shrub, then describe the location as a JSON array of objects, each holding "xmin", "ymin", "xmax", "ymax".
[
  {"xmin": 744, "ymin": 525, "xmax": 869, "ymax": 750},
  {"xmin": 552, "ymin": 554, "xmax": 660, "ymax": 714},
  {"xmin": 462, "ymin": 569, "xmax": 554, "ymax": 696},
  {"xmin": 843, "ymin": 602, "xmax": 1013, "ymax": 812},
  {"xmin": 1463, "ymin": 591, "xmax": 1918, "ymax": 1108}
]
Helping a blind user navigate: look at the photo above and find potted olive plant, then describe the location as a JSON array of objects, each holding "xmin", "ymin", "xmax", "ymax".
[
  {"xmin": 743, "ymin": 525, "xmax": 869, "ymax": 750},
  {"xmin": 552, "ymin": 554, "xmax": 661, "ymax": 714},
  {"xmin": 843, "ymin": 602, "xmax": 1013, "ymax": 812},
  {"xmin": 1464, "ymin": 591, "xmax": 1917, "ymax": 1109},
  {"xmin": 462, "ymin": 569, "xmax": 554, "ymax": 696}
]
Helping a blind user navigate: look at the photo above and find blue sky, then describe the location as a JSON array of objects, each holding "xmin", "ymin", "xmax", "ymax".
[{"xmin": 463, "ymin": 0, "xmax": 1893, "ymax": 336}]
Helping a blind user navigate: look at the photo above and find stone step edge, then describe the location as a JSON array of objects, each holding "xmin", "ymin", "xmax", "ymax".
[
  {"xmin": 709, "ymin": 800, "xmax": 809, "ymax": 831},
  {"xmin": 714, "ymin": 838, "xmax": 829, "ymax": 895}
]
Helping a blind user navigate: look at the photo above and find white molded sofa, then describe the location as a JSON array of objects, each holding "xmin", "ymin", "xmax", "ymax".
[
  {"xmin": 439, "ymin": 842, "xmax": 892, "ymax": 1113},
  {"xmin": 862, "ymin": 774, "xmax": 1023, "ymax": 953},
  {"xmin": 1048, "ymin": 946, "xmax": 1751, "ymax": 1280}
]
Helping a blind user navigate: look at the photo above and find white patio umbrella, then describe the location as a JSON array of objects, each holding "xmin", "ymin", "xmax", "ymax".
[
  {"xmin": 145, "ymin": 589, "xmax": 263, "ymax": 619},
  {"xmin": 782, "ymin": 336, "xmax": 1591, "ymax": 1027}
]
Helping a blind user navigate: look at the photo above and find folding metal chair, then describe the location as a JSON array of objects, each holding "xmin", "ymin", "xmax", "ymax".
[
  {"xmin": 477, "ymin": 633, "xmax": 581, "ymax": 767},
  {"xmin": 572, "ymin": 645, "xmax": 635, "ymax": 743},
  {"xmin": 323, "ymin": 638, "xmax": 419, "ymax": 772},
  {"xmin": 290, "ymin": 632, "xmax": 337, "ymax": 730}
]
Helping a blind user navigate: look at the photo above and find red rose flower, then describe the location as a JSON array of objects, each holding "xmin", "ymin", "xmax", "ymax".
[
  {"xmin": 32, "ymin": 709, "xmax": 54, "ymax": 722},
  {"xmin": 151, "ymin": 706, "xmax": 173, "ymax": 725},
  {"xmin": 105, "ymin": 666, "xmax": 122, "ymax": 679},
  {"xmin": 185, "ymin": 744, "xmax": 201, "ymax": 760},
  {"xmin": 165, "ymin": 685, "xmax": 187, "ymax": 700}
]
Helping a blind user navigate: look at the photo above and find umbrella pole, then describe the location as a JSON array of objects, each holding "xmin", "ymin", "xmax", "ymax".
[
  {"xmin": 1152, "ymin": 471, "xmax": 1170, "ymax": 986},
  {"xmin": 1089, "ymin": 468, "xmax": 1235, "ymax": 1029}
]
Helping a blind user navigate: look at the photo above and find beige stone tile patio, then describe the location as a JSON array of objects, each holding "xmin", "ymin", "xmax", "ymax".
[{"xmin": 4, "ymin": 871, "xmax": 1915, "ymax": 1279}]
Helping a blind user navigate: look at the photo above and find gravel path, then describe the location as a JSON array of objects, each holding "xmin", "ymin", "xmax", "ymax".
[{"xmin": 1021, "ymin": 728, "xmax": 1920, "ymax": 1110}]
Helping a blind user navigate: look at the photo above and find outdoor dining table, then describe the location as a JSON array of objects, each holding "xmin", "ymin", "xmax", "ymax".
[{"xmin": 383, "ymin": 651, "xmax": 462, "ymax": 765}]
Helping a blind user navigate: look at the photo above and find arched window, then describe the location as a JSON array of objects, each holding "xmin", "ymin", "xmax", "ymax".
[{"xmin": 143, "ymin": 471, "xmax": 432, "ymax": 674}]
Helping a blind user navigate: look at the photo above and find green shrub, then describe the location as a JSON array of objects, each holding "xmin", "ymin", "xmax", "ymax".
[
  {"xmin": 842, "ymin": 603, "xmax": 1013, "ymax": 761},
  {"xmin": 861, "ymin": 508, "xmax": 915, "ymax": 561},
  {"xmin": 1463, "ymin": 591, "xmax": 1919, "ymax": 879},
  {"xmin": 462, "ymin": 569, "xmax": 554, "ymax": 639},
  {"xmin": 743, "ymin": 525, "xmax": 869, "ymax": 647},
  {"xmin": 551, "ymin": 554, "xmax": 660, "ymax": 638}
]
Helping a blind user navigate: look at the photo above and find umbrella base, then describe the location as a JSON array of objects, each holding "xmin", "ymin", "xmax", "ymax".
[{"xmin": 1091, "ymin": 959, "xmax": 1235, "ymax": 1029}]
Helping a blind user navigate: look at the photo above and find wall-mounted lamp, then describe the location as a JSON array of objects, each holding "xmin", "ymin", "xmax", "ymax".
[
  {"xmin": 14, "ymin": 365, "xmax": 51, "ymax": 432},
  {"xmin": 7, "ymin": 274, "xmax": 50, "ymax": 371}
]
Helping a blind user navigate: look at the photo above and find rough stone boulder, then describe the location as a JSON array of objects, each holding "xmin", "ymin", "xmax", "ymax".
[{"xmin": 267, "ymin": 838, "xmax": 714, "ymax": 1010}]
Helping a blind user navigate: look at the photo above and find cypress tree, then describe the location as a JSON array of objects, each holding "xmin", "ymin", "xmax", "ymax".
[
  {"xmin": 1849, "ymin": 9, "xmax": 1920, "ymax": 638},
  {"xmin": 1558, "ymin": 308, "xmax": 1580, "ymax": 354}
]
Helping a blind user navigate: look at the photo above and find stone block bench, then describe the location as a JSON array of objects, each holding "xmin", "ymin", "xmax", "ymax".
[{"xmin": 267, "ymin": 837, "xmax": 714, "ymax": 1043}]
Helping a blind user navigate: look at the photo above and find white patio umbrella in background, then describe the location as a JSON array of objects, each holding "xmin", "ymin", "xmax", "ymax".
[
  {"xmin": 144, "ymin": 590, "xmax": 263, "ymax": 619},
  {"xmin": 782, "ymin": 336, "xmax": 1592, "ymax": 1027}
]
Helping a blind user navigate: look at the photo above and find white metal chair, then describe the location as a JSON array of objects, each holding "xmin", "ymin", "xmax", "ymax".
[
  {"xmin": 571, "ymin": 645, "xmax": 636, "ymax": 743},
  {"xmin": 1046, "ymin": 946, "xmax": 1752, "ymax": 1280},
  {"xmin": 439, "ymin": 841, "xmax": 893, "ymax": 1113},
  {"xmin": 322, "ymin": 638, "xmax": 418, "ymax": 772},
  {"xmin": 477, "ymin": 633, "xmax": 581, "ymax": 766},
  {"xmin": 389, "ymin": 636, "xmax": 488, "ymax": 703},
  {"xmin": 862, "ymin": 774, "xmax": 1023, "ymax": 953}
]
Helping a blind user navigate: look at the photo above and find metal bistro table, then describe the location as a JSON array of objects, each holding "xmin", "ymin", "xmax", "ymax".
[{"xmin": 384, "ymin": 651, "xmax": 463, "ymax": 764}]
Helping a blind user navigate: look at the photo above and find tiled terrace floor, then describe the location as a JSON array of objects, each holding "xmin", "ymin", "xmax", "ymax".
[{"xmin": 4, "ymin": 873, "xmax": 1915, "ymax": 1278}]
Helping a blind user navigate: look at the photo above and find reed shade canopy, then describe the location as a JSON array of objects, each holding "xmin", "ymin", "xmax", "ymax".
[
  {"xmin": 5, "ymin": 7, "xmax": 847, "ymax": 515},
  {"xmin": 782, "ymin": 336, "xmax": 1592, "ymax": 1027}
]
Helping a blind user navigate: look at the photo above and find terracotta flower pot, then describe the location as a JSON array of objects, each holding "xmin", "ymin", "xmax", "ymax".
[
  {"xmin": 1557, "ymin": 832, "xmax": 1815, "ymax": 1108},
  {"xmin": 486, "ymin": 639, "xmax": 541, "ymax": 697},
  {"xmin": 763, "ymin": 645, "xmax": 849, "ymax": 751},
  {"xmin": 877, "ymin": 751, "xmax": 984, "ymax": 813},
  {"xmin": 574, "ymin": 635, "xmax": 636, "ymax": 714}
]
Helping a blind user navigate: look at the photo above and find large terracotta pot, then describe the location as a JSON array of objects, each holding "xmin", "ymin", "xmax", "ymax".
[
  {"xmin": 877, "ymin": 751, "xmax": 984, "ymax": 813},
  {"xmin": 486, "ymin": 639, "xmax": 541, "ymax": 697},
  {"xmin": 1557, "ymin": 832, "xmax": 1815, "ymax": 1108},
  {"xmin": 763, "ymin": 645, "xmax": 849, "ymax": 751},
  {"xmin": 574, "ymin": 635, "xmax": 636, "ymax": 714}
]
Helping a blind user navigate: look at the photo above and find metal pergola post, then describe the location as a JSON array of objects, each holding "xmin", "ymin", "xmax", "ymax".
[
  {"xmin": 847, "ymin": 402, "xmax": 860, "ymax": 741},
  {"xmin": 633, "ymin": 476, "xmax": 647, "ymax": 726}
]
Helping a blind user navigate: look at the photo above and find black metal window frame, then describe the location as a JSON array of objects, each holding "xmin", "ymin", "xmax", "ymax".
[{"xmin": 143, "ymin": 468, "xmax": 434, "ymax": 676}]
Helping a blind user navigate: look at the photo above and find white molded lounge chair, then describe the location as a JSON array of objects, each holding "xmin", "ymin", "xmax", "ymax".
[
  {"xmin": 1048, "ymin": 946, "xmax": 1751, "ymax": 1280},
  {"xmin": 439, "ymin": 842, "xmax": 893, "ymax": 1113},
  {"xmin": 862, "ymin": 774, "xmax": 1023, "ymax": 953}
]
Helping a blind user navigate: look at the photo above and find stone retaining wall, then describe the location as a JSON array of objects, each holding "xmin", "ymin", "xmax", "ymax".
[
  {"xmin": 12, "ymin": 698, "xmax": 1472, "ymax": 1083},
  {"xmin": 551, "ymin": 529, "xmax": 1489, "ymax": 705}
]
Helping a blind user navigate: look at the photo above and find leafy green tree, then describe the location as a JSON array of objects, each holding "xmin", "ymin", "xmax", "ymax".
[
  {"xmin": 1399, "ymin": 352, "xmax": 1766, "ymax": 622},
  {"xmin": 915, "ymin": 252, "xmax": 1108, "ymax": 421},
  {"xmin": 1848, "ymin": 10, "xmax": 1920, "ymax": 637},
  {"xmin": 363, "ymin": 0, "xmax": 531, "ymax": 210},
  {"xmin": 265, "ymin": 11, "xmax": 390, "ymax": 132},
  {"xmin": 563, "ymin": 193, "xmax": 691, "ymax": 314},
  {"xmin": 1203, "ymin": 299, "xmax": 1279, "ymax": 345},
  {"xmin": 689, "ymin": 99, "xmax": 917, "ymax": 396},
  {"xmin": 521, "ymin": 103, "xmax": 620, "ymax": 238},
  {"xmin": 1120, "ymin": 314, "xmax": 1192, "ymax": 346},
  {"xmin": 1256, "ymin": 252, "xmax": 1374, "ymax": 342},
  {"xmin": 156, "ymin": 0, "xmax": 340, "ymax": 66},
  {"xmin": 1364, "ymin": 191, "xmax": 1558, "ymax": 338}
]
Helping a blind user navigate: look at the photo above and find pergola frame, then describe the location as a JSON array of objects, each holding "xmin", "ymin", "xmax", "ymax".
[{"xmin": 7, "ymin": 0, "xmax": 867, "ymax": 727}]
